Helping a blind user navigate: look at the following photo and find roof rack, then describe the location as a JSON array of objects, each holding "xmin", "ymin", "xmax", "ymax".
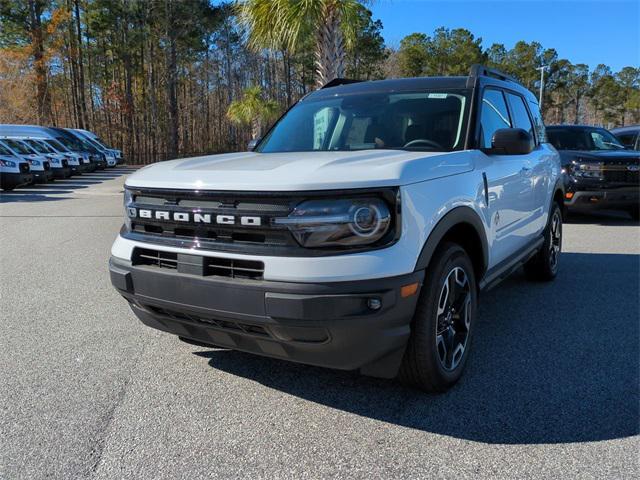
[
  {"xmin": 468, "ymin": 64, "xmax": 518, "ymax": 84},
  {"xmin": 321, "ymin": 78, "xmax": 363, "ymax": 89}
]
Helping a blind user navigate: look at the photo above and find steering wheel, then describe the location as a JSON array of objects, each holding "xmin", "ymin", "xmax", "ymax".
[{"xmin": 403, "ymin": 139, "xmax": 443, "ymax": 150}]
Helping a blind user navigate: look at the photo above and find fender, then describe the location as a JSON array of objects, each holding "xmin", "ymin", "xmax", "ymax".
[
  {"xmin": 414, "ymin": 206, "xmax": 489, "ymax": 274},
  {"xmin": 551, "ymin": 175, "xmax": 566, "ymax": 219}
]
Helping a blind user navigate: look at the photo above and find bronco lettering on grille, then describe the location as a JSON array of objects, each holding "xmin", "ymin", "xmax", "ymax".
[{"xmin": 128, "ymin": 207, "xmax": 262, "ymax": 226}]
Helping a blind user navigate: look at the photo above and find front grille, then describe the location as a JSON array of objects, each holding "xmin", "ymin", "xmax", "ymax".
[
  {"xmin": 123, "ymin": 187, "xmax": 399, "ymax": 256},
  {"xmin": 132, "ymin": 247, "xmax": 264, "ymax": 280},
  {"xmin": 19, "ymin": 163, "xmax": 30, "ymax": 173},
  {"xmin": 128, "ymin": 189, "xmax": 297, "ymax": 251},
  {"xmin": 43, "ymin": 161, "xmax": 50, "ymax": 171},
  {"xmin": 144, "ymin": 304, "xmax": 270, "ymax": 338},
  {"xmin": 603, "ymin": 164, "xmax": 639, "ymax": 184}
]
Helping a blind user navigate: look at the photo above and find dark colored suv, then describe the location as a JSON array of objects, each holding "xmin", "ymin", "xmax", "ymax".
[
  {"xmin": 611, "ymin": 125, "xmax": 640, "ymax": 151},
  {"xmin": 546, "ymin": 125, "xmax": 639, "ymax": 220}
]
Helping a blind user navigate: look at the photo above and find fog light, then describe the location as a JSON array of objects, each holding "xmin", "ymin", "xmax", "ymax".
[{"xmin": 367, "ymin": 298, "xmax": 382, "ymax": 310}]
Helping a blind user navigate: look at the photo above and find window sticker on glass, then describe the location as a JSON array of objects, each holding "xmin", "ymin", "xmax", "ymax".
[{"xmin": 428, "ymin": 93, "xmax": 448, "ymax": 99}]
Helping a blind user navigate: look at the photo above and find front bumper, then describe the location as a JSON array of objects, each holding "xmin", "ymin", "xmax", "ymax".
[
  {"xmin": 109, "ymin": 256, "xmax": 423, "ymax": 378},
  {"xmin": 93, "ymin": 160, "xmax": 106, "ymax": 170},
  {"xmin": 32, "ymin": 169, "xmax": 54, "ymax": 183},
  {"xmin": 52, "ymin": 166, "xmax": 72, "ymax": 179},
  {"xmin": 1, "ymin": 172, "xmax": 33, "ymax": 189},
  {"xmin": 566, "ymin": 186, "xmax": 639, "ymax": 211}
]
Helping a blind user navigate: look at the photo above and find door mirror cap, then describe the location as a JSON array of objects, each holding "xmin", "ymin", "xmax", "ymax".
[
  {"xmin": 489, "ymin": 128, "xmax": 534, "ymax": 155},
  {"xmin": 247, "ymin": 138, "xmax": 260, "ymax": 151}
]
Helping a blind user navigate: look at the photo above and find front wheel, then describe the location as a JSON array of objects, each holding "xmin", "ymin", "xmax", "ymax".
[
  {"xmin": 525, "ymin": 203, "xmax": 562, "ymax": 281},
  {"xmin": 399, "ymin": 243, "xmax": 477, "ymax": 392}
]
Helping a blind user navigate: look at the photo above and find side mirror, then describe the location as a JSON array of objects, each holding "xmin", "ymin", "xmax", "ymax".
[
  {"xmin": 247, "ymin": 138, "xmax": 260, "ymax": 151},
  {"xmin": 489, "ymin": 128, "xmax": 533, "ymax": 155}
]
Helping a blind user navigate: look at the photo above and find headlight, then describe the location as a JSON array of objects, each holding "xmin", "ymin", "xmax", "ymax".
[
  {"xmin": 571, "ymin": 161, "xmax": 603, "ymax": 179},
  {"xmin": 29, "ymin": 159, "xmax": 41, "ymax": 166},
  {"xmin": 274, "ymin": 197, "xmax": 392, "ymax": 248},
  {"xmin": 0, "ymin": 159, "xmax": 16, "ymax": 167},
  {"xmin": 123, "ymin": 189, "xmax": 134, "ymax": 229}
]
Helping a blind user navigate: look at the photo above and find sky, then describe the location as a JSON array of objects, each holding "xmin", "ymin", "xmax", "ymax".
[{"xmin": 369, "ymin": 0, "xmax": 639, "ymax": 71}]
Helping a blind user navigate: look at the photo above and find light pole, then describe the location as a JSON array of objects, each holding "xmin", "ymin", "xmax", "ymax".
[{"xmin": 536, "ymin": 65, "xmax": 548, "ymax": 109}]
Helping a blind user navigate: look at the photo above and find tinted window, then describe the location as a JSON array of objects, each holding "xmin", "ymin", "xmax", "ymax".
[
  {"xmin": 615, "ymin": 133, "xmax": 637, "ymax": 149},
  {"xmin": 527, "ymin": 100, "xmax": 546, "ymax": 143},
  {"xmin": 0, "ymin": 143, "xmax": 13, "ymax": 156},
  {"xmin": 25, "ymin": 139, "xmax": 49, "ymax": 153},
  {"xmin": 546, "ymin": 128, "xmax": 625, "ymax": 151},
  {"xmin": 258, "ymin": 90, "xmax": 470, "ymax": 153},
  {"xmin": 4, "ymin": 139, "xmax": 33, "ymax": 154},
  {"xmin": 480, "ymin": 89, "xmax": 511, "ymax": 148},
  {"xmin": 506, "ymin": 93, "xmax": 534, "ymax": 139},
  {"xmin": 45, "ymin": 139, "xmax": 67, "ymax": 152}
]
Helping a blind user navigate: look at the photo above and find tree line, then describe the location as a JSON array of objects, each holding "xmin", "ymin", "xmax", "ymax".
[{"xmin": 0, "ymin": 0, "xmax": 637, "ymax": 164}]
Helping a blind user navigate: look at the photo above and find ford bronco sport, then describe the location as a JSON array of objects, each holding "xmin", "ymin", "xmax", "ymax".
[{"xmin": 110, "ymin": 65, "xmax": 564, "ymax": 392}]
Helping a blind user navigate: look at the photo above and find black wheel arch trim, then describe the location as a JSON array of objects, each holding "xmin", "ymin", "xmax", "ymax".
[{"xmin": 414, "ymin": 206, "xmax": 489, "ymax": 275}]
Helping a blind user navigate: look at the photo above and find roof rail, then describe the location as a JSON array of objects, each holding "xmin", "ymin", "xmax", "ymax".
[
  {"xmin": 468, "ymin": 64, "xmax": 518, "ymax": 84},
  {"xmin": 321, "ymin": 78, "xmax": 363, "ymax": 89}
]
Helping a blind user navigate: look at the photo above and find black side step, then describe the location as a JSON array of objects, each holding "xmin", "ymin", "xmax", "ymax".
[{"xmin": 479, "ymin": 236, "xmax": 544, "ymax": 291}]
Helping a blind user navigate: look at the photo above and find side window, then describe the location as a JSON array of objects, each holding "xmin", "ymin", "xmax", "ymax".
[
  {"xmin": 506, "ymin": 93, "xmax": 534, "ymax": 140},
  {"xmin": 480, "ymin": 89, "xmax": 511, "ymax": 148},
  {"xmin": 527, "ymin": 100, "xmax": 547, "ymax": 144},
  {"xmin": 616, "ymin": 133, "xmax": 636, "ymax": 149}
]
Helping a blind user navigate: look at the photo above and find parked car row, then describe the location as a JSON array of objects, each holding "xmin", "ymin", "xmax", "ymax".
[
  {"xmin": 0, "ymin": 124, "xmax": 123, "ymax": 191},
  {"xmin": 546, "ymin": 124, "xmax": 640, "ymax": 220}
]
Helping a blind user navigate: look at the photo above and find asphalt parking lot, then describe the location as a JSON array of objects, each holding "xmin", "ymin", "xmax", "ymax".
[{"xmin": 1, "ymin": 169, "xmax": 638, "ymax": 479}]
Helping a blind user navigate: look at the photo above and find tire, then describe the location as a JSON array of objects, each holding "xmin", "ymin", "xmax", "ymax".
[
  {"xmin": 399, "ymin": 242, "xmax": 478, "ymax": 393},
  {"xmin": 524, "ymin": 202, "xmax": 562, "ymax": 281}
]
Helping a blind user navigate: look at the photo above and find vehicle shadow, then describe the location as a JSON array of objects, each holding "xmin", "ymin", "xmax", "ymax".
[
  {"xmin": 566, "ymin": 210, "xmax": 638, "ymax": 226},
  {"xmin": 0, "ymin": 192, "xmax": 72, "ymax": 202},
  {"xmin": 0, "ymin": 166, "xmax": 138, "ymax": 202},
  {"xmin": 196, "ymin": 252, "xmax": 639, "ymax": 445}
]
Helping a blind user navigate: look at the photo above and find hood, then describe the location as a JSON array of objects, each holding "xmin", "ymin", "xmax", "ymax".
[
  {"xmin": 559, "ymin": 149, "xmax": 640, "ymax": 165},
  {"xmin": 125, "ymin": 150, "xmax": 473, "ymax": 191}
]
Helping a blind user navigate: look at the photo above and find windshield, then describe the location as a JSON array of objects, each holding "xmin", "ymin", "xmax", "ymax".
[
  {"xmin": 257, "ymin": 89, "xmax": 470, "ymax": 153},
  {"xmin": 95, "ymin": 137, "xmax": 109, "ymax": 148},
  {"xmin": 56, "ymin": 136, "xmax": 83, "ymax": 151},
  {"xmin": 79, "ymin": 132, "xmax": 108, "ymax": 149},
  {"xmin": 0, "ymin": 143, "xmax": 13, "ymax": 156},
  {"xmin": 45, "ymin": 138, "xmax": 68, "ymax": 152},
  {"xmin": 3, "ymin": 139, "xmax": 34, "ymax": 154},
  {"xmin": 24, "ymin": 139, "xmax": 50, "ymax": 154},
  {"xmin": 83, "ymin": 136, "xmax": 104, "ymax": 151},
  {"xmin": 547, "ymin": 128, "xmax": 625, "ymax": 151}
]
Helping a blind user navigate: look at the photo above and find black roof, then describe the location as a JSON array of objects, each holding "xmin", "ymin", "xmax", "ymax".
[
  {"xmin": 307, "ymin": 64, "xmax": 538, "ymax": 104},
  {"xmin": 610, "ymin": 125, "xmax": 639, "ymax": 134}
]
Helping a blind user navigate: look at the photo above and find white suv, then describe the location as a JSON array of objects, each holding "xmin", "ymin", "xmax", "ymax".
[{"xmin": 110, "ymin": 66, "xmax": 564, "ymax": 392}]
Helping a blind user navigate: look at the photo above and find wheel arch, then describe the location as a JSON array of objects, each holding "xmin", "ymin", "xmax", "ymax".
[
  {"xmin": 553, "ymin": 177, "xmax": 565, "ymax": 208},
  {"xmin": 414, "ymin": 206, "xmax": 488, "ymax": 282}
]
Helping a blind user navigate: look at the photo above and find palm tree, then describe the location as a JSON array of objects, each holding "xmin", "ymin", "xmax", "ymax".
[
  {"xmin": 237, "ymin": 0, "xmax": 363, "ymax": 88},
  {"xmin": 227, "ymin": 86, "xmax": 280, "ymax": 140}
]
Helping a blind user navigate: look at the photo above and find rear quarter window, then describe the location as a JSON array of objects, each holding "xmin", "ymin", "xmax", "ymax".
[{"xmin": 527, "ymin": 100, "xmax": 547, "ymax": 144}]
